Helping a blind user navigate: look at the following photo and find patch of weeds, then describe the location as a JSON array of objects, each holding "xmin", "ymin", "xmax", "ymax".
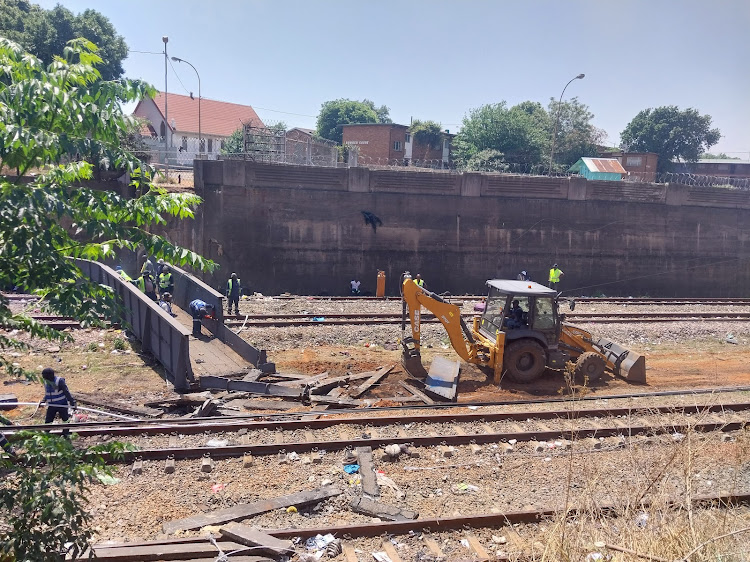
[
  {"xmin": 86, "ymin": 342, "xmax": 99, "ymax": 353},
  {"xmin": 112, "ymin": 337, "xmax": 126, "ymax": 351}
]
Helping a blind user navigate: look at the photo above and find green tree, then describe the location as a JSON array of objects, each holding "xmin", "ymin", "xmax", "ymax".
[
  {"xmin": 452, "ymin": 101, "xmax": 550, "ymax": 167},
  {"xmin": 548, "ymin": 97, "xmax": 606, "ymax": 167},
  {"xmin": 0, "ymin": 432, "xmax": 129, "ymax": 561},
  {"xmin": 620, "ymin": 106, "xmax": 721, "ymax": 172},
  {"xmin": 700, "ymin": 152, "xmax": 739, "ymax": 160},
  {"xmin": 409, "ymin": 119, "xmax": 443, "ymax": 150},
  {"xmin": 316, "ymin": 99, "xmax": 382, "ymax": 143},
  {"xmin": 362, "ymin": 98, "xmax": 392, "ymax": 124},
  {"xmin": 0, "ymin": 36, "xmax": 215, "ymax": 380},
  {"xmin": 465, "ymin": 148, "xmax": 508, "ymax": 172},
  {"xmin": 0, "ymin": 0, "xmax": 127, "ymax": 81}
]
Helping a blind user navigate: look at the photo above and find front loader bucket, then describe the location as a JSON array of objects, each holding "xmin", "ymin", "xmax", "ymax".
[{"xmin": 594, "ymin": 337, "xmax": 647, "ymax": 383}]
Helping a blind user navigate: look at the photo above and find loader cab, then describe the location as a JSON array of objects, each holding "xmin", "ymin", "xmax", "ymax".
[{"xmin": 479, "ymin": 280, "xmax": 560, "ymax": 346}]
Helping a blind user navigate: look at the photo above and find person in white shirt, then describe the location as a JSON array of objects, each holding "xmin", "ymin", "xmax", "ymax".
[{"xmin": 350, "ymin": 279, "xmax": 361, "ymax": 295}]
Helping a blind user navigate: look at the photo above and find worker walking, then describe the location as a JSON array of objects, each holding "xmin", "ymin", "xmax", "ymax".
[
  {"xmin": 40, "ymin": 367, "xmax": 76, "ymax": 439},
  {"xmin": 135, "ymin": 272, "xmax": 158, "ymax": 301},
  {"xmin": 159, "ymin": 266, "xmax": 174, "ymax": 297},
  {"xmin": 415, "ymin": 274, "xmax": 425, "ymax": 288},
  {"xmin": 226, "ymin": 273, "xmax": 242, "ymax": 315},
  {"xmin": 159, "ymin": 292, "xmax": 176, "ymax": 316},
  {"xmin": 115, "ymin": 265, "xmax": 132, "ymax": 282},
  {"xmin": 548, "ymin": 263, "xmax": 564, "ymax": 289},
  {"xmin": 517, "ymin": 270, "xmax": 530, "ymax": 281},
  {"xmin": 189, "ymin": 298, "xmax": 213, "ymax": 337}
]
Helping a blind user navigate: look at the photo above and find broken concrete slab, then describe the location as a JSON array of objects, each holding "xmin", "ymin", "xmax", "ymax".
[
  {"xmin": 356, "ymin": 446, "xmax": 379, "ymax": 498},
  {"xmin": 220, "ymin": 523, "xmax": 293, "ymax": 557},
  {"xmin": 424, "ymin": 356, "xmax": 461, "ymax": 401},
  {"xmin": 350, "ymin": 496, "xmax": 418, "ymax": 521},
  {"xmin": 163, "ymin": 486, "xmax": 342, "ymax": 534},
  {"xmin": 200, "ymin": 375, "xmax": 301, "ymax": 397}
]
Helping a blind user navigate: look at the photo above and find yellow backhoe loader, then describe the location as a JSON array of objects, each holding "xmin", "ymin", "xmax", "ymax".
[{"xmin": 400, "ymin": 275, "xmax": 645, "ymax": 391}]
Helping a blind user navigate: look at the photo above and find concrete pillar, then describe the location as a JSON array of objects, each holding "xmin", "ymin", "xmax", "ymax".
[
  {"xmin": 348, "ymin": 166, "xmax": 370, "ymax": 193},
  {"xmin": 460, "ymin": 172, "xmax": 483, "ymax": 197},
  {"xmin": 567, "ymin": 176, "xmax": 588, "ymax": 200}
]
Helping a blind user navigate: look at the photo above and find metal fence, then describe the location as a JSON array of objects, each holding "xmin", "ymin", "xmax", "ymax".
[{"xmin": 75, "ymin": 259, "xmax": 193, "ymax": 390}]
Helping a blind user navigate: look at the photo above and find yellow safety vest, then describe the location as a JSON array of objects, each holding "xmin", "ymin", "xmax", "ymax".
[
  {"xmin": 159, "ymin": 272, "xmax": 172, "ymax": 289},
  {"xmin": 549, "ymin": 268, "xmax": 562, "ymax": 283},
  {"xmin": 227, "ymin": 279, "xmax": 241, "ymax": 294},
  {"xmin": 135, "ymin": 276, "xmax": 145, "ymax": 291},
  {"xmin": 415, "ymin": 279, "xmax": 424, "ymax": 287}
]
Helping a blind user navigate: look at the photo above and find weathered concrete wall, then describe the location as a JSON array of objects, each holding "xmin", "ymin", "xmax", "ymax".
[{"xmin": 167, "ymin": 161, "xmax": 750, "ymax": 297}]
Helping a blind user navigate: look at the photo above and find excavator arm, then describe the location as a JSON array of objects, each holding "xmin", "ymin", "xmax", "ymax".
[
  {"xmin": 560, "ymin": 323, "xmax": 646, "ymax": 383},
  {"xmin": 401, "ymin": 278, "xmax": 481, "ymax": 378}
]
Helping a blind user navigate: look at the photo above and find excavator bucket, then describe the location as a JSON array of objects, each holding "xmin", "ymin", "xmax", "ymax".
[
  {"xmin": 401, "ymin": 336, "xmax": 429, "ymax": 379},
  {"xmin": 593, "ymin": 337, "xmax": 647, "ymax": 383}
]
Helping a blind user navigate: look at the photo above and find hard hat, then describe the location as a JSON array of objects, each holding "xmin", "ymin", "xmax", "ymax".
[
  {"xmin": 115, "ymin": 265, "xmax": 123, "ymax": 271},
  {"xmin": 231, "ymin": 272, "xmax": 237, "ymax": 278},
  {"xmin": 521, "ymin": 270, "xmax": 527, "ymax": 275},
  {"xmin": 553, "ymin": 263, "xmax": 558, "ymax": 268}
]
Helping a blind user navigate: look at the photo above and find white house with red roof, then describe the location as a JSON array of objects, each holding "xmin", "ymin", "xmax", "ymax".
[{"xmin": 133, "ymin": 91, "xmax": 265, "ymax": 164}]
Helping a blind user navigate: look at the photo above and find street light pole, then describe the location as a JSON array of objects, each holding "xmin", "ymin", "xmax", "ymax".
[
  {"xmin": 162, "ymin": 36, "xmax": 169, "ymax": 178},
  {"xmin": 548, "ymin": 73, "xmax": 585, "ymax": 175},
  {"xmin": 171, "ymin": 56, "xmax": 201, "ymax": 157}
]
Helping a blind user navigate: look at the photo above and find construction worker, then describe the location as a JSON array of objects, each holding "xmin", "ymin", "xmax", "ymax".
[
  {"xmin": 350, "ymin": 279, "xmax": 361, "ymax": 295},
  {"xmin": 415, "ymin": 274, "xmax": 425, "ymax": 288},
  {"xmin": 189, "ymin": 298, "xmax": 214, "ymax": 337},
  {"xmin": 159, "ymin": 266, "xmax": 174, "ymax": 297},
  {"xmin": 0, "ymin": 413, "xmax": 16, "ymax": 456},
  {"xmin": 135, "ymin": 272, "xmax": 158, "ymax": 301},
  {"xmin": 226, "ymin": 273, "xmax": 242, "ymax": 315},
  {"xmin": 40, "ymin": 367, "xmax": 76, "ymax": 438},
  {"xmin": 140, "ymin": 254, "xmax": 155, "ymax": 277},
  {"xmin": 548, "ymin": 263, "xmax": 564, "ymax": 289},
  {"xmin": 115, "ymin": 265, "xmax": 132, "ymax": 282},
  {"xmin": 159, "ymin": 292, "xmax": 176, "ymax": 316},
  {"xmin": 517, "ymin": 270, "xmax": 530, "ymax": 281}
]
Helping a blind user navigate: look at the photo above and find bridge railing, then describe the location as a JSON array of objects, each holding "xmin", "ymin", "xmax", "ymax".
[{"xmin": 76, "ymin": 259, "xmax": 193, "ymax": 390}]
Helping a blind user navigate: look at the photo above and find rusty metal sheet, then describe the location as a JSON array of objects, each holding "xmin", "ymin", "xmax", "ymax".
[{"xmin": 584, "ymin": 157, "xmax": 627, "ymax": 174}]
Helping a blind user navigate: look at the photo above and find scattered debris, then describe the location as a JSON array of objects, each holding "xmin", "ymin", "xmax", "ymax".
[
  {"xmin": 350, "ymin": 496, "xmax": 418, "ymax": 521},
  {"xmin": 219, "ymin": 522, "xmax": 293, "ymax": 557}
]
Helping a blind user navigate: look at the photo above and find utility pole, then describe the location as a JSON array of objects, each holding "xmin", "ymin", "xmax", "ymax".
[
  {"xmin": 162, "ymin": 36, "xmax": 169, "ymax": 179},
  {"xmin": 171, "ymin": 56, "xmax": 201, "ymax": 158},
  {"xmin": 549, "ymin": 73, "xmax": 585, "ymax": 175}
]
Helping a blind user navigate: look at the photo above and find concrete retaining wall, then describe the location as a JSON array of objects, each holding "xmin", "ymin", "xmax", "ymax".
[{"xmin": 168, "ymin": 161, "xmax": 750, "ymax": 297}]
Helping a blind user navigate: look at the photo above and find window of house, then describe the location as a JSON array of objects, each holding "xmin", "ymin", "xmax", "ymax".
[
  {"xmin": 159, "ymin": 122, "xmax": 166, "ymax": 138},
  {"xmin": 199, "ymin": 138, "xmax": 205, "ymax": 153},
  {"xmin": 405, "ymin": 133, "xmax": 411, "ymax": 143},
  {"xmin": 208, "ymin": 138, "xmax": 213, "ymax": 153},
  {"xmin": 443, "ymin": 139, "xmax": 449, "ymax": 149},
  {"xmin": 626, "ymin": 156, "xmax": 643, "ymax": 167},
  {"xmin": 393, "ymin": 141, "xmax": 402, "ymax": 151},
  {"xmin": 220, "ymin": 140, "xmax": 226, "ymax": 150},
  {"xmin": 181, "ymin": 137, "xmax": 187, "ymax": 151}
]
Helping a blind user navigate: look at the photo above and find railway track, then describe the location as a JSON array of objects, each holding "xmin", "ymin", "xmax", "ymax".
[{"xmin": 14, "ymin": 402, "xmax": 747, "ymax": 463}]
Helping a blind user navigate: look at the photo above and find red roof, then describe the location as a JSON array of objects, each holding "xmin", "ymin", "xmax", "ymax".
[{"xmin": 136, "ymin": 91, "xmax": 265, "ymax": 137}]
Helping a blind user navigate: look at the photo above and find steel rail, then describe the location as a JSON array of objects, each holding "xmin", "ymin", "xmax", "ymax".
[
  {"xmin": 7, "ymin": 402, "xmax": 750, "ymax": 439},
  {"xmin": 97, "ymin": 416, "xmax": 748, "ymax": 463},
  {"xmin": 7, "ymin": 386, "xmax": 750, "ymax": 434},
  {"xmin": 87, "ymin": 491, "xmax": 750, "ymax": 561}
]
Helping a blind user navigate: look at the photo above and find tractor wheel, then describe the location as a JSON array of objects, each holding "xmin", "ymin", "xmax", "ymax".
[
  {"xmin": 574, "ymin": 351, "xmax": 606, "ymax": 384},
  {"xmin": 503, "ymin": 340, "xmax": 547, "ymax": 383}
]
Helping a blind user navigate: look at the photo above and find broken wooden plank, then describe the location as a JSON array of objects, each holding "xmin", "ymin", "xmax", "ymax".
[
  {"xmin": 423, "ymin": 536, "xmax": 446, "ymax": 559},
  {"xmin": 163, "ymin": 486, "xmax": 342, "ymax": 534},
  {"xmin": 349, "ymin": 365, "xmax": 394, "ymax": 398},
  {"xmin": 144, "ymin": 392, "xmax": 212, "ymax": 407},
  {"xmin": 356, "ymin": 446, "xmax": 379, "ymax": 498},
  {"xmin": 342, "ymin": 543, "xmax": 359, "ymax": 562},
  {"xmin": 399, "ymin": 381, "xmax": 435, "ymax": 405},
  {"xmin": 309, "ymin": 395, "xmax": 362, "ymax": 407},
  {"xmin": 465, "ymin": 533, "xmax": 491, "ymax": 561},
  {"xmin": 220, "ymin": 523, "xmax": 293, "ymax": 557},
  {"xmin": 241, "ymin": 399, "xmax": 298, "ymax": 411},
  {"xmin": 300, "ymin": 387, "xmax": 344, "ymax": 421},
  {"xmin": 191, "ymin": 399, "xmax": 217, "ymax": 418},
  {"xmin": 381, "ymin": 541, "xmax": 404, "ymax": 562},
  {"xmin": 349, "ymin": 496, "xmax": 418, "ymax": 522},
  {"xmin": 76, "ymin": 393, "xmax": 160, "ymax": 418},
  {"xmin": 310, "ymin": 370, "xmax": 382, "ymax": 395},
  {"xmin": 91, "ymin": 540, "xmax": 248, "ymax": 560},
  {"xmin": 200, "ymin": 376, "xmax": 301, "ymax": 397}
]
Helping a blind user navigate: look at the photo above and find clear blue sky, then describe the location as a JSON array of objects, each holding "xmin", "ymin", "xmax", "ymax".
[{"xmin": 36, "ymin": 0, "xmax": 750, "ymax": 156}]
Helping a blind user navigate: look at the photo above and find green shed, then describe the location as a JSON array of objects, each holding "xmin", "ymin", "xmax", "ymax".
[{"xmin": 568, "ymin": 157, "xmax": 626, "ymax": 181}]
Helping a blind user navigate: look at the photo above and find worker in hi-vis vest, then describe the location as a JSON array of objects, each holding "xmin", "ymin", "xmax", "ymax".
[
  {"xmin": 415, "ymin": 274, "xmax": 425, "ymax": 288},
  {"xmin": 548, "ymin": 263, "xmax": 564, "ymax": 289},
  {"xmin": 226, "ymin": 273, "xmax": 242, "ymax": 315}
]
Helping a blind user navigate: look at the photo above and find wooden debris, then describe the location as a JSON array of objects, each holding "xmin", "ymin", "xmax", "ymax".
[
  {"xmin": 350, "ymin": 496, "xmax": 418, "ymax": 521},
  {"xmin": 356, "ymin": 446, "xmax": 379, "ymax": 498},
  {"xmin": 381, "ymin": 541, "xmax": 404, "ymax": 562},
  {"xmin": 342, "ymin": 543, "xmax": 359, "ymax": 562},
  {"xmin": 465, "ymin": 533, "xmax": 491, "ymax": 561},
  {"xmin": 91, "ymin": 540, "xmax": 251, "ymax": 560},
  {"xmin": 191, "ymin": 399, "xmax": 217, "ymax": 418},
  {"xmin": 349, "ymin": 365, "xmax": 394, "ymax": 398},
  {"xmin": 0, "ymin": 394, "xmax": 18, "ymax": 410},
  {"xmin": 423, "ymin": 536, "xmax": 446, "ymax": 559},
  {"xmin": 399, "ymin": 381, "xmax": 435, "ymax": 405},
  {"xmin": 199, "ymin": 376, "xmax": 300, "ymax": 397},
  {"xmin": 242, "ymin": 399, "xmax": 298, "ymax": 411},
  {"xmin": 76, "ymin": 393, "xmax": 159, "ymax": 418},
  {"xmin": 309, "ymin": 370, "xmax": 381, "ymax": 395},
  {"xmin": 144, "ymin": 391, "xmax": 212, "ymax": 407},
  {"xmin": 163, "ymin": 486, "xmax": 342, "ymax": 534},
  {"xmin": 220, "ymin": 522, "xmax": 293, "ymax": 557}
]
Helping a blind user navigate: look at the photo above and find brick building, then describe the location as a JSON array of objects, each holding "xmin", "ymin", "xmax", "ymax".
[
  {"xmin": 342, "ymin": 123, "xmax": 453, "ymax": 168},
  {"xmin": 598, "ymin": 151, "xmax": 659, "ymax": 182},
  {"xmin": 672, "ymin": 159, "xmax": 750, "ymax": 179}
]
